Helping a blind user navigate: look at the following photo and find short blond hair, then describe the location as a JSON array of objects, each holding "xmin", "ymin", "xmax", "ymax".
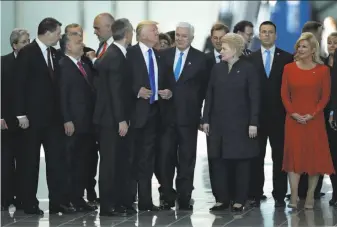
[
  {"xmin": 136, "ymin": 20, "xmax": 158, "ymax": 41},
  {"xmin": 294, "ymin": 32, "xmax": 323, "ymax": 64},
  {"xmin": 221, "ymin": 33, "xmax": 245, "ymax": 57}
]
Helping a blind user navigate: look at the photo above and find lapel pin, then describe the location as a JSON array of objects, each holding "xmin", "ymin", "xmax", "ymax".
[
  {"xmin": 188, "ymin": 62, "xmax": 191, "ymax": 65},
  {"xmin": 277, "ymin": 52, "xmax": 280, "ymax": 56},
  {"xmin": 237, "ymin": 70, "xmax": 240, "ymax": 73}
]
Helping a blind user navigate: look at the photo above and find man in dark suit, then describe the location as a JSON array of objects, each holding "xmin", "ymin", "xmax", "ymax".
[
  {"xmin": 248, "ymin": 21, "xmax": 293, "ymax": 207},
  {"xmin": 204, "ymin": 22, "xmax": 229, "ymax": 205},
  {"xmin": 160, "ymin": 22, "xmax": 207, "ymax": 210},
  {"xmin": 126, "ymin": 20, "xmax": 172, "ymax": 211},
  {"xmin": 1, "ymin": 28, "xmax": 30, "ymax": 211},
  {"xmin": 59, "ymin": 23, "xmax": 100, "ymax": 205},
  {"xmin": 59, "ymin": 33, "xmax": 97, "ymax": 212},
  {"xmin": 89, "ymin": 18, "xmax": 136, "ymax": 216},
  {"xmin": 14, "ymin": 17, "xmax": 75, "ymax": 215},
  {"xmin": 233, "ymin": 20, "xmax": 254, "ymax": 56}
]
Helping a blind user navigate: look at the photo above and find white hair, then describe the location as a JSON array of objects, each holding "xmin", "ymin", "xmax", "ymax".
[{"xmin": 176, "ymin": 22, "xmax": 194, "ymax": 37}]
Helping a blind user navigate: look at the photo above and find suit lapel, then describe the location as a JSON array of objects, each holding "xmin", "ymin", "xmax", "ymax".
[
  {"xmin": 178, "ymin": 48, "xmax": 194, "ymax": 82},
  {"xmin": 256, "ymin": 49, "xmax": 267, "ymax": 78},
  {"xmin": 32, "ymin": 40, "xmax": 52, "ymax": 77},
  {"xmin": 135, "ymin": 44, "xmax": 150, "ymax": 86},
  {"xmin": 269, "ymin": 48, "xmax": 281, "ymax": 79}
]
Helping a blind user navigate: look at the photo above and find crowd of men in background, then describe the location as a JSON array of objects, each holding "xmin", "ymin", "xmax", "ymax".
[{"xmin": 1, "ymin": 12, "xmax": 337, "ymax": 216}]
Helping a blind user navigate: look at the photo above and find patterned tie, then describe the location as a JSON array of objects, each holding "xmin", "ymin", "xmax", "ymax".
[
  {"xmin": 97, "ymin": 42, "xmax": 107, "ymax": 58},
  {"xmin": 264, "ymin": 49, "xmax": 271, "ymax": 78},
  {"xmin": 148, "ymin": 49, "xmax": 156, "ymax": 104},
  {"xmin": 174, "ymin": 52, "xmax": 184, "ymax": 81},
  {"xmin": 77, "ymin": 61, "xmax": 87, "ymax": 78}
]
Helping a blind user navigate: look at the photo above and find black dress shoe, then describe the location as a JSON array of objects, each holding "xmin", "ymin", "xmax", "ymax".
[
  {"xmin": 24, "ymin": 206, "xmax": 44, "ymax": 215},
  {"xmin": 231, "ymin": 205, "xmax": 244, "ymax": 212},
  {"xmin": 160, "ymin": 199, "xmax": 175, "ymax": 210},
  {"xmin": 260, "ymin": 195, "xmax": 267, "ymax": 200},
  {"xmin": 274, "ymin": 200, "xmax": 286, "ymax": 207},
  {"xmin": 138, "ymin": 205, "xmax": 161, "ymax": 211},
  {"xmin": 249, "ymin": 199, "xmax": 260, "ymax": 207},
  {"xmin": 209, "ymin": 203, "xmax": 229, "ymax": 211},
  {"xmin": 49, "ymin": 204, "xmax": 76, "ymax": 214},
  {"xmin": 329, "ymin": 198, "xmax": 337, "ymax": 206},
  {"xmin": 178, "ymin": 202, "xmax": 193, "ymax": 210},
  {"xmin": 75, "ymin": 203, "xmax": 97, "ymax": 212},
  {"xmin": 100, "ymin": 209, "xmax": 116, "ymax": 217},
  {"xmin": 126, "ymin": 206, "xmax": 137, "ymax": 214}
]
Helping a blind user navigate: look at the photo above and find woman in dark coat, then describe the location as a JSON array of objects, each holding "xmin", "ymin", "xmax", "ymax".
[{"xmin": 202, "ymin": 33, "xmax": 260, "ymax": 212}]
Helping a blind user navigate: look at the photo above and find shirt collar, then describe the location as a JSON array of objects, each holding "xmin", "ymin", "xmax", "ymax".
[
  {"xmin": 175, "ymin": 46, "xmax": 190, "ymax": 57},
  {"xmin": 106, "ymin": 36, "xmax": 114, "ymax": 47},
  {"xmin": 13, "ymin": 52, "xmax": 17, "ymax": 58},
  {"xmin": 261, "ymin": 45, "xmax": 276, "ymax": 55},
  {"xmin": 139, "ymin": 41, "xmax": 153, "ymax": 54},
  {"xmin": 65, "ymin": 54, "xmax": 81, "ymax": 66},
  {"xmin": 35, "ymin": 37, "xmax": 49, "ymax": 52},
  {"xmin": 114, "ymin": 42, "xmax": 127, "ymax": 57},
  {"xmin": 213, "ymin": 49, "xmax": 221, "ymax": 57}
]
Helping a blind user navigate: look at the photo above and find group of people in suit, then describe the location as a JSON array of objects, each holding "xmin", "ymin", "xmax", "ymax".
[{"xmin": 1, "ymin": 13, "xmax": 337, "ymax": 216}]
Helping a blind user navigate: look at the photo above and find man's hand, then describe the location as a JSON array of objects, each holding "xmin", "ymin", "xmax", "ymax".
[
  {"xmin": 64, "ymin": 121, "xmax": 75, "ymax": 136},
  {"xmin": 158, "ymin": 89, "xmax": 172, "ymax": 100},
  {"xmin": 202, "ymin": 124, "xmax": 210, "ymax": 136},
  {"xmin": 119, "ymin": 121, "xmax": 128, "ymax": 137},
  {"xmin": 249, "ymin": 125, "xmax": 258, "ymax": 138},
  {"xmin": 291, "ymin": 113, "xmax": 307, "ymax": 124},
  {"xmin": 329, "ymin": 115, "xmax": 337, "ymax": 131},
  {"xmin": 138, "ymin": 87, "xmax": 153, "ymax": 99},
  {"xmin": 18, "ymin": 116, "xmax": 29, "ymax": 129},
  {"xmin": 1, "ymin": 119, "xmax": 8, "ymax": 130},
  {"xmin": 86, "ymin": 51, "xmax": 96, "ymax": 60}
]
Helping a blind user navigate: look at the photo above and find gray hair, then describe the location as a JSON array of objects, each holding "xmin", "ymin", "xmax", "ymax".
[
  {"xmin": 112, "ymin": 18, "xmax": 133, "ymax": 41},
  {"xmin": 10, "ymin": 28, "xmax": 29, "ymax": 47},
  {"xmin": 176, "ymin": 22, "xmax": 194, "ymax": 37}
]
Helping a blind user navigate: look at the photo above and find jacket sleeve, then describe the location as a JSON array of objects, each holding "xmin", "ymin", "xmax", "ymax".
[
  {"xmin": 281, "ymin": 65, "xmax": 296, "ymax": 114},
  {"xmin": 246, "ymin": 62, "xmax": 260, "ymax": 126}
]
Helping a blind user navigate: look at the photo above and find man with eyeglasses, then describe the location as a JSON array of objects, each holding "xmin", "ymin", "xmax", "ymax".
[
  {"xmin": 1, "ymin": 28, "xmax": 30, "ymax": 211},
  {"xmin": 233, "ymin": 20, "xmax": 254, "ymax": 56}
]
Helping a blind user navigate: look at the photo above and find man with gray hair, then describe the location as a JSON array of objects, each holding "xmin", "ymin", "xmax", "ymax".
[
  {"xmin": 1, "ymin": 28, "xmax": 30, "ymax": 211},
  {"xmin": 159, "ymin": 22, "xmax": 207, "ymax": 210},
  {"xmin": 92, "ymin": 18, "xmax": 136, "ymax": 216}
]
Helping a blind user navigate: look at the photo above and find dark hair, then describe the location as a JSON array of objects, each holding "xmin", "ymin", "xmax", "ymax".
[
  {"xmin": 111, "ymin": 18, "xmax": 133, "ymax": 41},
  {"xmin": 59, "ymin": 34, "xmax": 70, "ymax": 53},
  {"xmin": 210, "ymin": 23, "xmax": 229, "ymax": 36},
  {"xmin": 37, "ymin": 17, "xmax": 62, "ymax": 35},
  {"xmin": 166, "ymin": 30, "xmax": 175, "ymax": 43},
  {"xmin": 259, "ymin": 21, "xmax": 277, "ymax": 32},
  {"xmin": 233, "ymin": 20, "xmax": 253, "ymax": 33},
  {"xmin": 159, "ymin": 33, "xmax": 172, "ymax": 46},
  {"xmin": 302, "ymin": 21, "xmax": 322, "ymax": 33}
]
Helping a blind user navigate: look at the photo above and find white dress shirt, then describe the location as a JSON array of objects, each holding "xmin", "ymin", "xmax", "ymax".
[
  {"xmin": 113, "ymin": 42, "xmax": 127, "ymax": 57},
  {"xmin": 36, "ymin": 37, "xmax": 54, "ymax": 70},
  {"xmin": 139, "ymin": 42, "xmax": 158, "ymax": 101},
  {"xmin": 173, "ymin": 46, "xmax": 190, "ymax": 77},
  {"xmin": 214, "ymin": 49, "xmax": 222, "ymax": 63},
  {"xmin": 65, "ymin": 54, "xmax": 81, "ymax": 67},
  {"xmin": 261, "ymin": 45, "xmax": 275, "ymax": 71}
]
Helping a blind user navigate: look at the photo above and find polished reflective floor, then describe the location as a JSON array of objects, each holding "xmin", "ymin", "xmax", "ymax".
[{"xmin": 2, "ymin": 133, "xmax": 337, "ymax": 227}]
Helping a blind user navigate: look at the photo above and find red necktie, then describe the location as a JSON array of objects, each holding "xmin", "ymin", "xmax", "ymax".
[
  {"xmin": 97, "ymin": 42, "xmax": 107, "ymax": 58},
  {"xmin": 77, "ymin": 61, "xmax": 87, "ymax": 77}
]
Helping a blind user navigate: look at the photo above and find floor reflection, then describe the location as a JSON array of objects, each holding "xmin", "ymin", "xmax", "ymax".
[{"xmin": 2, "ymin": 133, "xmax": 336, "ymax": 226}]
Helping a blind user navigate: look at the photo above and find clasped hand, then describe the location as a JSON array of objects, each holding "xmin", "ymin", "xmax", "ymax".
[{"xmin": 291, "ymin": 113, "xmax": 313, "ymax": 124}]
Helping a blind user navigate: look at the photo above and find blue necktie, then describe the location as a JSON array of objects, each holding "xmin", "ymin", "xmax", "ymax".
[
  {"xmin": 174, "ymin": 52, "xmax": 184, "ymax": 81},
  {"xmin": 264, "ymin": 49, "xmax": 271, "ymax": 78},
  {"xmin": 148, "ymin": 49, "xmax": 156, "ymax": 104}
]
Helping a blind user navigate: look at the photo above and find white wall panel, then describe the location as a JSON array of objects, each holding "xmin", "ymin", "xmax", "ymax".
[{"xmin": 1, "ymin": 1, "xmax": 16, "ymax": 55}]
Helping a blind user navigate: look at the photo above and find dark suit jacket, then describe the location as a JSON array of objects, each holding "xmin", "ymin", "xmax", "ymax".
[
  {"xmin": 249, "ymin": 47, "xmax": 293, "ymax": 127},
  {"xmin": 59, "ymin": 56, "xmax": 96, "ymax": 133},
  {"xmin": 329, "ymin": 51, "xmax": 337, "ymax": 120},
  {"xmin": 203, "ymin": 59, "xmax": 260, "ymax": 158},
  {"xmin": 1, "ymin": 52, "xmax": 19, "ymax": 130},
  {"xmin": 126, "ymin": 43, "xmax": 171, "ymax": 128},
  {"xmin": 14, "ymin": 40, "xmax": 62, "ymax": 128},
  {"xmin": 93, "ymin": 43, "xmax": 129, "ymax": 126},
  {"xmin": 161, "ymin": 46, "xmax": 207, "ymax": 126}
]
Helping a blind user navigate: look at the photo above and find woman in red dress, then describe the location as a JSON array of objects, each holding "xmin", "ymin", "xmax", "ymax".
[{"xmin": 281, "ymin": 32, "xmax": 335, "ymax": 209}]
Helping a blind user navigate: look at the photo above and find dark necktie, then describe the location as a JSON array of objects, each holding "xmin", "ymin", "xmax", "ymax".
[
  {"xmin": 148, "ymin": 49, "xmax": 156, "ymax": 104},
  {"xmin": 47, "ymin": 48, "xmax": 54, "ymax": 79},
  {"xmin": 218, "ymin": 55, "xmax": 222, "ymax": 62}
]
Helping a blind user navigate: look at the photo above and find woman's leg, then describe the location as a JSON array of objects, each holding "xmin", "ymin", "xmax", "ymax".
[
  {"xmin": 305, "ymin": 175, "xmax": 319, "ymax": 209},
  {"xmin": 288, "ymin": 172, "xmax": 301, "ymax": 207}
]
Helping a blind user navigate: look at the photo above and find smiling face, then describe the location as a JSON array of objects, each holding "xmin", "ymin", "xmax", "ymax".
[
  {"xmin": 211, "ymin": 29, "xmax": 227, "ymax": 52},
  {"xmin": 327, "ymin": 35, "xmax": 337, "ymax": 55},
  {"xmin": 175, "ymin": 27, "xmax": 193, "ymax": 51},
  {"xmin": 296, "ymin": 39, "xmax": 315, "ymax": 60}
]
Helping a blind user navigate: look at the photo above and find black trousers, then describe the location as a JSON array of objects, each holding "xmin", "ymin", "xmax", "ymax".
[
  {"xmin": 328, "ymin": 126, "xmax": 337, "ymax": 199},
  {"xmin": 21, "ymin": 124, "xmax": 67, "ymax": 207},
  {"xmin": 211, "ymin": 159, "xmax": 250, "ymax": 205},
  {"xmin": 132, "ymin": 104, "xmax": 160, "ymax": 208},
  {"xmin": 98, "ymin": 125, "xmax": 131, "ymax": 210},
  {"xmin": 249, "ymin": 121, "xmax": 287, "ymax": 201},
  {"xmin": 1, "ymin": 129, "xmax": 24, "ymax": 205},
  {"xmin": 159, "ymin": 124, "xmax": 198, "ymax": 202},
  {"xmin": 65, "ymin": 132, "xmax": 95, "ymax": 205}
]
